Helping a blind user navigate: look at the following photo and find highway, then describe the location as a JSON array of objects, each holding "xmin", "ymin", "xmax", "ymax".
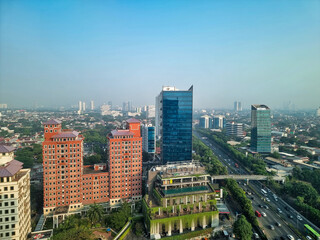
[{"xmin": 194, "ymin": 131, "xmax": 310, "ymax": 240}]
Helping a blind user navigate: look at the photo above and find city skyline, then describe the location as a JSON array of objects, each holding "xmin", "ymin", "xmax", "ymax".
[{"xmin": 1, "ymin": 1, "xmax": 320, "ymax": 109}]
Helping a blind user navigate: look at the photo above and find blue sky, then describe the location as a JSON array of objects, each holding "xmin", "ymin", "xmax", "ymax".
[{"xmin": 0, "ymin": 0, "xmax": 319, "ymax": 109}]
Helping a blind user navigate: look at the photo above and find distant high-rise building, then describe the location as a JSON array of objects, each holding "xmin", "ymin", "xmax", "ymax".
[
  {"xmin": 122, "ymin": 102, "xmax": 129, "ymax": 112},
  {"xmin": 212, "ymin": 115, "xmax": 226, "ymax": 129},
  {"xmin": 0, "ymin": 145, "xmax": 31, "ymax": 239},
  {"xmin": 142, "ymin": 124, "xmax": 156, "ymax": 153},
  {"xmin": 317, "ymin": 107, "xmax": 320, "ymax": 117},
  {"xmin": 90, "ymin": 100, "xmax": 94, "ymax": 110},
  {"xmin": 83, "ymin": 102, "xmax": 86, "ymax": 112},
  {"xmin": 234, "ymin": 101, "xmax": 242, "ymax": 111},
  {"xmin": 146, "ymin": 105, "xmax": 155, "ymax": 118},
  {"xmin": 226, "ymin": 122, "xmax": 244, "ymax": 137},
  {"xmin": 251, "ymin": 104, "xmax": 271, "ymax": 153},
  {"xmin": 156, "ymin": 86, "xmax": 193, "ymax": 163},
  {"xmin": 155, "ymin": 95, "xmax": 161, "ymax": 139},
  {"xmin": 78, "ymin": 101, "xmax": 82, "ymax": 115},
  {"xmin": 0, "ymin": 104, "xmax": 8, "ymax": 109},
  {"xmin": 199, "ymin": 115, "xmax": 212, "ymax": 128}
]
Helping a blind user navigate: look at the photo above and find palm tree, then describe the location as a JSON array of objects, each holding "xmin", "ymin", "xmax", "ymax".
[{"xmin": 86, "ymin": 203, "xmax": 104, "ymax": 227}]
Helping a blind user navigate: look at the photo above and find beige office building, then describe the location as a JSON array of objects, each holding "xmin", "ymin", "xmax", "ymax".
[{"xmin": 0, "ymin": 145, "xmax": 31, "ymax": 240}]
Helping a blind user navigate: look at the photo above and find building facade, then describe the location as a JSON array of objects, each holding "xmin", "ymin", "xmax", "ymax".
[
  {"xmin": 212, "ymin": 115, "xmax": 225, "ymax": 129},
  {"xmin": 107, "ymin": 118, "xmax": 143, "ymax": 205},
  {"xmin": 251, "ymin": 104, "xmax": 271, "ymax": 153},
  {"xmin": 226, "ymin": 122, "xmax": 244, "ymax": 137},
  {"xmin": 0, "ymin": 145, "xmax": 31, "ymax": 240},
  {"xmin": 156, "ymin": 86, "xmax": 193, "ymax": 163},
  {"xmin": 42, "ymin": 118, "xmax": 142, "ymax": 216},
  {"xmin": 143, "ymin": 162, "xmax": 220, "ymax": 239},
  {"xmin": 142, "ymin": 124, "xmax": 156, "ymax": 154},
  {"xmin": 199, "ymin": 115, "xmax": 212, "ymax": 129},
  {"xmin": 234, "ymin": 101, "xmax": 242, "ymax": 111}
]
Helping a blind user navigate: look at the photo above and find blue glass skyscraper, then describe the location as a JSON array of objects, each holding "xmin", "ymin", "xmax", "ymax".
[
  {"xmin": 157, "ymin": 86, "xmax": 193, "ymax": 163},
  {"xmin": 251, "ymin": 104, "xmax": 271, "ymax": 153}
]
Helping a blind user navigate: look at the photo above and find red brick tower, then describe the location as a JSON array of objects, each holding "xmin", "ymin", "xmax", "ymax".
[
  {"xmin": 42, "ymin": 119, "xmax": 84, "ymax": 215},
  {"xmin": 108, "ymin": 118, "xmax": 143, "ymax": 205}
]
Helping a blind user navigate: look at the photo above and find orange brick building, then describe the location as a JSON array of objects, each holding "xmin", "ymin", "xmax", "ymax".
[
  {"xmin": 108, "ymin": 118, "xmax": 143, "ymax": 205},
  {"xmin": 42, "ymin": 118, "xmax": 142, "ymax": 215}
]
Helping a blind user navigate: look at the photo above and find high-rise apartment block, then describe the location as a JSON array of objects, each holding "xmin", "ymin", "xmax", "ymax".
[
  {"xmin": 107, "ymin": 118, "xmax": 143, "ymax": 204},
  {"xmin": 0, "ymin": 145, "xmax": 31, "ymax": 240},
  {"xmin": 234, "ymin": 101, "xmax": 242, "ymax": 111},
  {"xmin": 212, "ymin": 115, "xmax": 226, "ymax": 129},
  {"xmin": 90, "ymin": 100, "xmax": 94, "ymax": 110},
  {"xmin": 43, "ymin": 119, "xmax": 86, "ymax": 214},
  {"xmin": 199, "ymin": 115, "xmax": 212, "ymax": 129},
  {"xmin": 156, "ymin": 86, "xmax": 193, "ymax": 163},
  {"xmin": 226, "ymin": 122, "xmax": 244, "ymax": 137},
  {"xmin": 141, "ymin": 124, "xmax": 156, "ymax": 153},
  {"xmin": 317, "ymin": 107, "xmax": 320, "ymax": 117},
  {"xmin": 42, "ymin": 118, "xmax": 142, "ymax": 216},
  {"xmin": 251, "ymin": 105, "xmax": 271, "ymax": 153}
]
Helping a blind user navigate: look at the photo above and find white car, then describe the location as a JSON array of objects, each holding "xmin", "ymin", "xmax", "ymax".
[
  {"xmin": 297, "ymin": 215, "xmax": 302, "ymax": 221},
  {"xmin": 287, "ymin": 235, "xmax": 294, "ymax": 240},
  {"xmin": 261, "ymin": 212, "xmax": 267, "ymax": 217},
  {"xmin": 266, "ymin": 198, "xmax": 270, "ymax": 202}
]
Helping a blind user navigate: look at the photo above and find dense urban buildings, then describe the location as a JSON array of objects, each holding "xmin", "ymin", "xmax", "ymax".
[
  {"xmin": 0, "ymin": 145, "xmax": 31, "ymax": 240},
  {"xmin": 251, "ymin": 104, "xmax": 271, "ymax": 153},
  {"xmin": 42, "ymin": 118, "xmax": 142, "ymax": 215},
  {"xmin": 143, "ymin": 162, "xmax": 220, "ymax": 239},
  {"xmin": 156, "ymin": 86, "xmax": 193, "ymax": 163},
  {"xmin": 226, "ymin": 122, "xmax": 244, "ymax": 137},
  {"xmin": 141, "ymin": 124, "xmax": 156, "ymax": 154}
]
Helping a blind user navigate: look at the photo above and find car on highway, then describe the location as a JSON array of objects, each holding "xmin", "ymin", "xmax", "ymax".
[
  {"xmin": 288, "ymin": 214, "xmax": 293, "ymax": 219},
  {"xmin": 259, "ymin": 204, "xmax": 263, "ymax": 208},
  {"xmin": 261, "ymin": 212, "xmax": 267, "ymax": 217},
  {"xmin": 277, "ymin": 208, "xmax": 283, "ymax": 214},
  {"xmin": 297, "ymin": 215, "xmax": 302, "ymax": 221},
  {"xmin": 266, "ymin": 198, "xmax": 270, "ymax": 202},
  {"xmin": 287, "ymin": 235, "xmax": 294, "ymax": 240},
  {"xmin": 264, "ymin": 205, "xmax": 269, "ymax": 210},
  {"xmin": 253, "ymin": 233, "xmax": 259, "ymax": 239},
  {"xmin": 275, "ymin": 222, "xmax": 282, "ymax": 227},
  {"xmin": 269, "ymin": 225, "xmax": 275, "ymax": 230}
]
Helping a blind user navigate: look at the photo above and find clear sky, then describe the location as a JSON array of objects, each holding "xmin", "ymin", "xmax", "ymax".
[{"xmin": 0, "ymin": 0, "xmax": 319, "ymax": 110}]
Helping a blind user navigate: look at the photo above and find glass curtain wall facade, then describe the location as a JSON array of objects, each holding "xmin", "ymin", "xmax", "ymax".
[
  {"xmin": 161, "ymin": 86, "xmax": 193, "ymax": 163},
  {"xmin": 251, "ymin": 105, "xmax": 271, "ymax": 153},
  {"xmin": 147, "ymin": 126, "xmax": 155, "ymax": 153}
]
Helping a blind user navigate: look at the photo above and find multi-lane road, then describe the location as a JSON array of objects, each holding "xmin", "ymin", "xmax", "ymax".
[{"xmin": 194, "ymin": 131, "xmax": 320, "ymax": 240}]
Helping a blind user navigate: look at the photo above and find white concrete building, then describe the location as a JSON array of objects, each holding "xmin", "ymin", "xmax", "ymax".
[{"xmin": 0, "ymin": 145, "xmax": 31, "ymax": 240}]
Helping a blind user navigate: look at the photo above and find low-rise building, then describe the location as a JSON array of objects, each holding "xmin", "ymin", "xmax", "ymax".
[{"xmin": 143, "ymin": 162, "xmax": 220, "ymax": 239}]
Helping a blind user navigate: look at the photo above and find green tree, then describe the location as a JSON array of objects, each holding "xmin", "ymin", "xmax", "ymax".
[
  {"xmin": 86, "ymin": 203, "xmax": 104, "ymax": 227},
  {"xmin": 233, "ymin": 215, "xmax": 252, "ymax": 240}
]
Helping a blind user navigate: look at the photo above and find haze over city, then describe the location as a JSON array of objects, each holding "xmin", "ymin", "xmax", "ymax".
[{"xmin": 1, "ymin": 0, "xmax": 320, "ymax": 109}]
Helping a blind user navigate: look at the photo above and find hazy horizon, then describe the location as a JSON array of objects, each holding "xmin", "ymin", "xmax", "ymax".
[{"xmin": 1, "ymin": 1, "xmax": 319, "ymax": 110}]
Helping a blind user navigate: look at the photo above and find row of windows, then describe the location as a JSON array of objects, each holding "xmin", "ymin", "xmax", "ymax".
[
  {"xmin": 1, "ymin": 186, "xmax": 14, "ymax": 191},
  {"xmin": 0, "ymin": 194, "xmax": 15, "ymax": 199},
  {"xmin": 0, "ymin": 224, "xmax": 15, "ymax": 229},
  {"xmin": 44, "ymin": 144, "xmax": 80, "ymax": 149},
  {"xmin": 45, "ymin": 153, "xmax": 81, "ymax": 159},
  {"xmin": 0, "ymin": 209, "xmax": 15, "ymax": 215},
  {"xmin": 0, "ymin": 231, "xmax": 16, "ymax": 238},
  {"xmin": 111, "ymin": 141, "xmax": 141, "ymax": 145},
  {"xmin": 0, "ymin": 201, "xmax": 15, "ymax": 207},
  {"xmin": 44, "ymin": 148, "xmax": 80, "ymax": 154},
  {"xmin": 0, "ymin": 216, "xmax": 16, "ymax": 222}
]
